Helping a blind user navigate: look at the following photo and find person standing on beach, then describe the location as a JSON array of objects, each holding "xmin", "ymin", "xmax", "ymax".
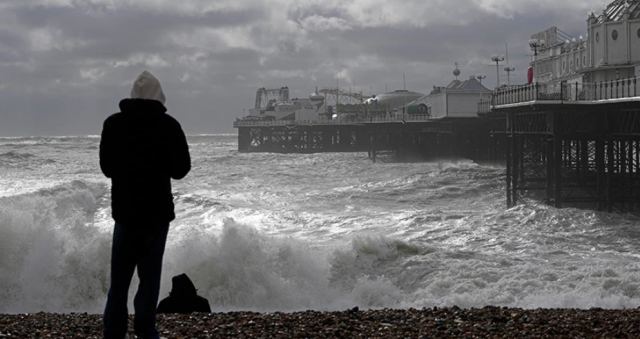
[{"xmin": 100, "ymin": 70, "xmax": 191, "ymax": 339}]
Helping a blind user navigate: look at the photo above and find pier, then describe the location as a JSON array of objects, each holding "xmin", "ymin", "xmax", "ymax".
[
  {"xmin": 233, "ymin": 79, "xmax": 640, "ymax": 211},
  {"xmin": 493, "ymin": 80, "xmax": 640, "ymax": 211},
  {"xmin": 232, "ymin": 1, "xmax": 640, "ymax": 211},
  {"xmin": 234, "ymin": 116, "xmax": 505, "ymax": 163}
]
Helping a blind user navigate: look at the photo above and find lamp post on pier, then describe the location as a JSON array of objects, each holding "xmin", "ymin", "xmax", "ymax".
[
  {"xmin": 491, "ymin": 55, "xmax": 505, "ymax": 88},
  {"xmin": 504, "ymin": 66, "xmax": 515, "ymax": 86},
  {"xmin": 528, "ymin": 39, "xmax": 544, "ymax": 58},
  {"xmin": 528, "ymin": 39, "xmax": 545, "ymax": 83}
]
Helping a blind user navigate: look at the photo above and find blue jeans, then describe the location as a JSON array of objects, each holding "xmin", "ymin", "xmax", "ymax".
[{"xmin": 104, "ymin": 222, "xmax": 169, "ymax": 339}]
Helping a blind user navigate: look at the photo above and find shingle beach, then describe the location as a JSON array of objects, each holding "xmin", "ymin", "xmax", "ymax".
[{"xmin": 2, "ymin": 306, "xmax": 640, "ymax": 338}]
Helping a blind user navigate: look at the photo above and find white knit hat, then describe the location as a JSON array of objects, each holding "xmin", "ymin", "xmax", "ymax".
[{"xmin": 130, "ymin": 70, "xmax": 166, "ymax": 104}]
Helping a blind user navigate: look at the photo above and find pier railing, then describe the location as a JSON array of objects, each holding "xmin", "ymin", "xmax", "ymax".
[
  {"xmin": 491, "ymin": 77, "xmax": 640, "ymax": 108},
  {"xmin": 233, "ymin": 114, "xmax": 433, "ymax": 127}
]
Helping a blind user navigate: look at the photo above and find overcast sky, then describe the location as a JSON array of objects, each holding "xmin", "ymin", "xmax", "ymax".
[{"xmin": 0, "ymin": 0, "xmax": 610, "ymax": 136}]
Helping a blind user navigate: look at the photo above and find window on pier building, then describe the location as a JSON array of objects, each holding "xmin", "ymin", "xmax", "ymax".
[{"xmin": 537, "ymin": 59, "xmax": 553, "ymax": 75}]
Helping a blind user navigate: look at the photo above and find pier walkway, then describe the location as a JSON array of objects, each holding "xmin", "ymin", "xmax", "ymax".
[
  {"xmin": 490, "ymin": 78, "xmax": 640, "ymax": 109},
  {"xmin": 233, "ymin": 115, "xmax": 433, "ymax": 127},
  {"xmin": 234, "ymin": 115, "xmax": 504, "ymax": 163}
]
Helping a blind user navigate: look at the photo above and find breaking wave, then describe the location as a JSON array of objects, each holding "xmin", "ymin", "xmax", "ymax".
[
  {"xmin": 3, "ymin": 135, "xmax": 640, "ymax": 314},
  {"xmin": 162, "ymin": 220, "xmax": 418, "ymax": 312},
  {"xmin": 0, "ymin": 180, "xmax": 111, "ymax": 313}
]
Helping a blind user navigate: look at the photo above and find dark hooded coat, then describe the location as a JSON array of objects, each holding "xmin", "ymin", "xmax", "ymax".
[
  {"xmin": 157, "ymin": 274, "xmax": 211, "ymax": 314},
  {"xmin": 99, "ymin": 98, "xmax": 191, "ymax": 224}
]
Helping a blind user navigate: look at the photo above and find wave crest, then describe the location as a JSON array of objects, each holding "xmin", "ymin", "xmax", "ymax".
[{"xmin": 0, "ymin": 180, "xmax": 111, "ymax": 313}]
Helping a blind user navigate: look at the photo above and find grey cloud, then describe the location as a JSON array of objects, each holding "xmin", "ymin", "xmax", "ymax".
[
  {"xmin": 13, "ymin": 4, "xmax": 265, "ymax": 32},
  {"xmin": 11, "ymin": 5, "xmax": 265, "ymax": 58},
  {"xmin": 0, "ymin": 0, "xmax": 611, "ymax": 136},
  {"xmin": 0, "ymin": 30, "xmax": 28, "ymax": 63}
]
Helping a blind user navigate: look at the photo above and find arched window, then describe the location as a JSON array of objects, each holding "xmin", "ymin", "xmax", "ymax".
[
  {"xmin": 596, "ymin": 32, "xmax": 600, "ymax": 42},
  {"xmin": 612, "ymin": 29, "xmax": 618, "ymax": 40}
]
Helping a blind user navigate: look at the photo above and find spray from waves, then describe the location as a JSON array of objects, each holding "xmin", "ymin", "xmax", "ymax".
[
  {"xmin": 4, "ymin": 198, "xmax": 640, "ymax": 313},
  {"xmin": 0, "ymin": 180, "xmax": 111, "ymax": 313},
  {"xmin": 3, "ymin": 177, "xmax": 640, "ymax": 312},
  {"xmin": 162, "ymin": 219, "xmax": 421, "ymax": 312},
  {"xmin": 163, "ymin": 213, "xmax": 640, "ymax": 312},
  {"xmin": 0, "ymin": 180, "xmax": 415, "ymax": 314}
]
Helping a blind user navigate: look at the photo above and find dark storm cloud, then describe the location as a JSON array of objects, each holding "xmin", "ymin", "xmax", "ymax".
[
  {"xmin": 10, "ymin": 4, "xmax": 265, "ymax": 60},
  {"xmin": 14, "ymin": 4, "xmax": 263, "ymax": 30},
  {"xmin": 0, "ymin": 0, "xmax": 610, "ymax": 136},
  {"xmin": 0, "ymin": 29, "xmax": 28, "ymax": 62},
  {"xmin": 251, "ymin": 10, "xmax": 587, "ymax": 94},
  {"xmin": 309, "ymin": 11, "xmax": 585, "ymax": 64}
]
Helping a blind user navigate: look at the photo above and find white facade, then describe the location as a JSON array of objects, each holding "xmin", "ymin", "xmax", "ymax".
[
  {"xmin": 532, "ymin": 0, "xmax": 640, "ymax": 87},
  {"xmin": 531, "ymin": 27, "xmax": 590, "ymax": 89},
  {"xmin": 586, "ymin": 7, "xmax": 638, "ymax": 82}
]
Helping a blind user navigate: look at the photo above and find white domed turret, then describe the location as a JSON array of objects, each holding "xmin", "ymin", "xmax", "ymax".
[
  {"xmin": 453, "ymin": 62, "xmax": 461, "ymax": 79},
  {"xmin": 309, "ymin": 92, "xmax": 324, "ymax": 101},
  {"xmin": 309, "ymin": 87, "xmax": 324, "ymax": 101}
]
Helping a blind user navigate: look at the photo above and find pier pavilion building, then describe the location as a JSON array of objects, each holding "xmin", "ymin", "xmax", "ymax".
[
  {"xmin": 531, "ymin": 0, "xmax": 640, "ymax": 90},
  {"xmin": 491, "ymin": 0, "xmax": 640, "ymax": 211}
]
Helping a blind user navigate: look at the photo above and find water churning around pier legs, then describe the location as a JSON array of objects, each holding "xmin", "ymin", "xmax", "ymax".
[{"xmin": 2, "ymin": 134, "xmax": 640, "ymax": 313}]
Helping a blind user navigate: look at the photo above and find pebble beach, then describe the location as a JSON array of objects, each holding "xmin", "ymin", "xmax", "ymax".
[{"xmin": 2, "ymin": 307, "xmax": 640, "ymax": 338}]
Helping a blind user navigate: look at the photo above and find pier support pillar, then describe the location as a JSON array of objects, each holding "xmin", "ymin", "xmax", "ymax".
[
  {"xmin": 553, "ymin": 135, "xmax": 563, "ymax": 208},
  {"xmin": 368, "ymin": 133, "xmax": 377, "ymax": 163}
]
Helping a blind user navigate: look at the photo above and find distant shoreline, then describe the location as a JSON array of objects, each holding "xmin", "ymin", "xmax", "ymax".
[{"xmin": 2, "ymin": 307, "xmax": 640, "ymax": 338}]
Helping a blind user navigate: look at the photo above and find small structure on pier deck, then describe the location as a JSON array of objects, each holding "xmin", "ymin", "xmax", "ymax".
[{"xmin": 408, "ymin": 72, "xmax": 492, "ymax": 119}]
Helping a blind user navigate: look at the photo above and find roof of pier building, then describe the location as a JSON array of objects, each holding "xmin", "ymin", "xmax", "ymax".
[
  {"xmin": 447, "ymin": 76, "xmax": 490, "ymax": 91},
  {"xmin": 430, "ymin": 76, "xmax": 490, "ymax": 95},
  {"xmin": 594, "ymin": 0, "xmax": 640, "ymax": 24}
]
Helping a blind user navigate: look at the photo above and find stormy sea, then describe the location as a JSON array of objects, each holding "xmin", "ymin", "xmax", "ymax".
[{"xmin": 2, "ymin": 134, "xmax": 640, "ymax": 314}]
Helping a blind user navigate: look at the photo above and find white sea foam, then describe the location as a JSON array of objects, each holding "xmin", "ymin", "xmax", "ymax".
[
  {"xmin": 0, "ymin": 180, "xmax": 111, "ymax": 313},
  {"xmin": 3, "ymin": 135, "xmax": 640, "ymax": 313},
  {"xmin": 161, "ymin": 219, "xmax": 414, "ymax": 311}
]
